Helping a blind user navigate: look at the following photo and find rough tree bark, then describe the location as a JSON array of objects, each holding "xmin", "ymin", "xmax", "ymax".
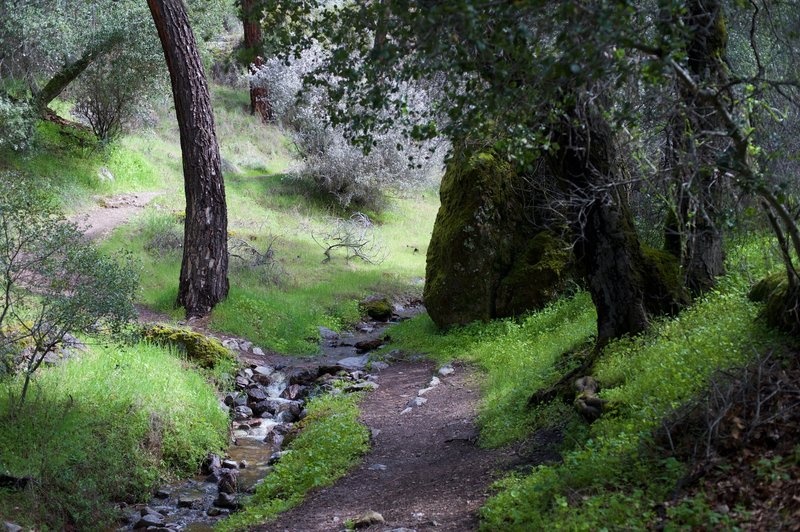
[
  {"xmin": 663, "ymin": 0, "xmax": 728, "ymax": 294},
  {"xmin": 241, "ymin": 0, "xmax": 272, "ymax": 122},
  {"xmin": 148, "ymin": 0, "xmax": 229, "ymax": 317},
  {"xmin": 547, "ymin": 94, "xmax": 665, "ymax": 344}
]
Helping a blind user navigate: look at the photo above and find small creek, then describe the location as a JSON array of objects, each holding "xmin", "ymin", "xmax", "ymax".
[{"xmin": 123, "ymin": 302, "xmax": 421, "ymax": 531}]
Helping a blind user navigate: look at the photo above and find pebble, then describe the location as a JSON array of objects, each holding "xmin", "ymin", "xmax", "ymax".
[
  {"xmin": 222, "ymin": 459, "xmax": 239, "ymax": 470},
  {"xmin": 368, "ymin": 463, "xmax": 387, "ymax": 471},
  {"xmin": 428, "ymin": 376, "xmax": 441, "ymax": 387},
  {"xmin": 177, "ymin": 495, "xmax": 203, "ymax": 509},
  {"xmin": 438, "ymin": 364, "xmax": 455, "ymax": 376},
  {"xmin": 371, "ymin": 361, "xmax": 390, "ymax": 371},
  {"xmin": 407, "ymin": 397, "xmax": 427, "ymax": 408},
  {"xmin": 133, "ymin": 513, "xmax": 165, "ymax": 528},
  {"xmin": 400, "ymin": 407, "xmax": 413, "ymax": 415},
  {"xmin": 253, "ymin": 347, "xmax": 265, "ymax": 356},
  {"xmin": 3, "ymin": 523, "xmax": 22, "ymax": 532}
]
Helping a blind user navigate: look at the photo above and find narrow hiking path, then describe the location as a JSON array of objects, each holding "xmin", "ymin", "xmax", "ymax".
[
  {"xmin": 73, "ymin": 193, "xmax": 517, "ymax": 531},
  {"xmin": 72, "ymin": 190, "xmax": 164, "ymax": 239},
  {"xmin": 260, "ymin": 361, "xmax": 514, "ymax": 532}
]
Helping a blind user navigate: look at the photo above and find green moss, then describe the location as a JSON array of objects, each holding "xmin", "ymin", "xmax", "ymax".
[
  {"xmin": 142, "ymin": 325, "xmax": 236, "ymax": 369},
  {"xmin": 359, "ymin": 298, "xmax": 392, "ymax": 321},
  {"xmin": 749, "ymin": 271, "xmax": 800, "ymax": 335},
  {"xmin": 641, "ymin": 245, "xmax": 690, "ymax": 315},
  {"xmin": 425, "ymin": 149, "xmax": 550, "ymax": 327},
  {"xmin": 748, "ymin": 271, "xmax": 787, "ymax": 303},
  {"xmin": 496, "ymin": 230, "xmax": 573, "ymax": 317}
]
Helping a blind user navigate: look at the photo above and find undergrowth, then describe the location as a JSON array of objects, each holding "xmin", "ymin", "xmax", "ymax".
[
  {"xmin": 216, "ymin": 393, "xmax": 370, "ymax": 531},
  {"xmin": 0, "ymin": 342, "xmax": 228, "ymax": 529},
  {"xmin": 392, "ymin": 235, "xmax": 791, "ymax": 529}
]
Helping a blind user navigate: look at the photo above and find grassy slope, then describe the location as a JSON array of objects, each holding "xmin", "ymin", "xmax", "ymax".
[
  {"xmin": 3, "ymin": 85, "xmax": 438, "ymax": 355},
  {"xmin": 97, "ymin": 85, "xmax": 437, "ymax": 353},
  {"xmin": 390, "ymin": 236, "xmax": 793, "ymax": 530},
  {"xmin": 0, "ymin": 342, "xmax": 229, "ymax": 529}
]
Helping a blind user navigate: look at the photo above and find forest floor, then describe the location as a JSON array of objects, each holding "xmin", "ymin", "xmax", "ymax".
[{"xmin": 76, "ymin": 195, "xmax": 516, "ymax": 531}]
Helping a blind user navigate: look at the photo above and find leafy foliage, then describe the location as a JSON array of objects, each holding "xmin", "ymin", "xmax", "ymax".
[
  {"xmin": 250, "ymin": 46, "xmax": 446, "ymax": 209},
  {"xmin": 0, "ymin": 180, "xmax": 138, "ymax": 408}
]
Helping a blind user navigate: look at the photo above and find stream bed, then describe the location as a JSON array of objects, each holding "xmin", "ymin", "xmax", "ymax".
[{"xmin": 122, "ymin": 301, "xmax": 420, "ymax": 531}]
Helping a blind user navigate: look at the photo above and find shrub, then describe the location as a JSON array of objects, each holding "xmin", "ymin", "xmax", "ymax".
[
  {"xmin": 0, "ymin": 97, "xmax": 34, "ymax": 151},
  {"xmin": 0, "ymin": 180, "xmax": 138, "ymax": 410},
  {"xmin": 249, "ymin": 46, "xmax": 447, "ymax": 210}
]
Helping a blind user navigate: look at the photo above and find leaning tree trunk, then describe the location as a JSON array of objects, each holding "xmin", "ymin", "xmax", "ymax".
[
  {"xmin": 546, "ymin": 93, "xmax": 682, "ymax": 344},
  {"xmin": 32, "ymin": 33, "xmax": 120, "ymax": 116},
  {"xmin": 148, "ymin": 0, "xmax": 229, "ymax": 317}
]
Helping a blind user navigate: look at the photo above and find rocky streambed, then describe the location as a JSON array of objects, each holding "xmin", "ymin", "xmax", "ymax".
[{"xmin": 122, "ymin": 301, "xmax": 419, "ymax": 531}]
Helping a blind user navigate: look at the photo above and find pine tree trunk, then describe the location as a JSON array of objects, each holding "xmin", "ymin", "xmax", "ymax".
[
  {"xmin": 148, "ymin": 0, "xmax": 229, "ymax": 317},
  {"xmin": 241, "ymin": 0, "xmax": 272, "ymax": 121}
]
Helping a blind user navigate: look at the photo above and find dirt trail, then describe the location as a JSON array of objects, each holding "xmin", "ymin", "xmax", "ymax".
[
  {"xmin": 72, "ymin": 191, "xmax": 164, "ymax": 240},
  {"xmin": 260, "ymin": 361, "xmax": 513, "ymax": 532}
]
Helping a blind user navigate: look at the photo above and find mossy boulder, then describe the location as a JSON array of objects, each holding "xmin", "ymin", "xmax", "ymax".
[
  {"xmin": 495, "ymin": 231, "xmax": 573, "ymax": 317},
  {"xmin": 749, "ymin": 271, "xmax": 800, "ymax": 335},
  {"xmin": 142, "ymin": 325, "xmax": 236, "ymax": 369},
  {"xmin": 424, "ymin": 151, "xmax": 571, "ymax": 328},
  {"xmin": 359, "ymin": 297, "xmax": 393, "ymax": 322}
]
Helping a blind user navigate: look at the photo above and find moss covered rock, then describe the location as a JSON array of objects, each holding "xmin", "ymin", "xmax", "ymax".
[
  {"xmin": 359, "ymin": 297, "xmax": 393, "ymax": 322},
  {"xmin": 495, "ymin": 231, "xmax": 573, "ymax": 317},
  {"xmin": 749, "ymin": 271, "xmax": 800, "ymax": 335},
  {"xmin": 424, "ymin": 151, "xmax": 571, "ymax": 328},
  {"xmin": 142, "ymin": 325, "xmax": 236, "ymax": 369}
]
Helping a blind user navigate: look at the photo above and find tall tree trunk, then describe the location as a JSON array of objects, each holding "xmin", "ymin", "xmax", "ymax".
[
  {"xmin": 240, "ymin": 0, "xmax": 272, "ymax": 121},
  {"xmin": 32, "ymin": 33, "xmax": 119, "ymax": 116},
  {"xmin": 546, "ymin": 95, "xmax": 651, "ymax": 344},
  {"xmin": 148, "ymin": 0, "xmax": 229, "ymax": 317},
  {"xmin": 664, "ymin": 0, "xmax": 728, "ymax": 295}
]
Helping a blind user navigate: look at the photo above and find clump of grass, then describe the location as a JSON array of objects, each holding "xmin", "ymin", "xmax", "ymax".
[
  {"xmin": 390, "ymin": 292, "xmax": 597, "ymax": 446},
  {"xmin": 0, "ymin": 342, "xmax": 228, "ymax": 529},
  {"xmin": 217, "ymin": 393, "xmax": 370, "ymax": 531}
]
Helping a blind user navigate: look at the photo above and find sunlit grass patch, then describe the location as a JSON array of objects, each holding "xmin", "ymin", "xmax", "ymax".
[{"xmin": 0, "ymin": 342, "xmax": 228, "ymax": 529}]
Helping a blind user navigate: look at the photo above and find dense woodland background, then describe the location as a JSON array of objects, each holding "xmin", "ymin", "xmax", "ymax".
[{"xmin": 1, "ymin": 0, "xmax": 799, "ymax": 530}]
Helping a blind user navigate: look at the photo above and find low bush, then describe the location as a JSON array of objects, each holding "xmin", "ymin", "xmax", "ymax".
[
  {"xmin": 250, "ymin": 46, "xmax": 446, "ymax": 210},
  {"xmin": 216, "ymin": 393, "xmax": 370, "ymax": 531}
]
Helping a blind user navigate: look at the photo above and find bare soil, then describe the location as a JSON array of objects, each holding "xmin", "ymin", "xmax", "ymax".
[
  {"xmin": 259, "ymin": 361, "xmax": 514, "ymax": 532},
  {"xmin": 72, "ymin": 191, "xmax": 163, "ymax": 240}
]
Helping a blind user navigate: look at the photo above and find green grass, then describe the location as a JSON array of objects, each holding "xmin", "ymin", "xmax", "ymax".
[
  {"xmin": 474, "ymin": 237, "xmax": 790, "ymax": 530},
  {"xmin": 216, "ymin": 393, "xmax": 370, "ymax": 531},
  {"xmin": 387, "ymin": 234, "xmax": 792, "ymax": 530},
  {"xmin": 0, "ymin": 342, "xmax": 229, "ymax": 529},
  {"xmin": 103, "ymin": 179, "xmax": 438, "ymax": 354}
]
